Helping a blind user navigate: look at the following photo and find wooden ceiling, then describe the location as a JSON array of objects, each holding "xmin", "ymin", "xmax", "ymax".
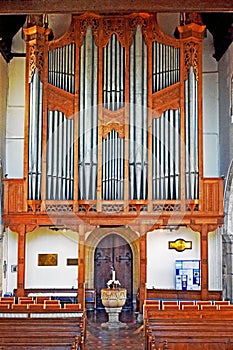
[{"xmin": 0, "ymin": 0, "xmax": 232, "ymax": 14}]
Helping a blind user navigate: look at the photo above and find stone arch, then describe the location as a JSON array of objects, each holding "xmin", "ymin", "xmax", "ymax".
[{"xmin": 85, "ymin": 226, "xmax": 140, "ymax": 302}]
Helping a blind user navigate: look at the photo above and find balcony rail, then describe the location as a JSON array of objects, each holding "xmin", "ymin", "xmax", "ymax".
[{"xmin": 3, "ymin": 178, "xmax": 224, "ymax": 218}]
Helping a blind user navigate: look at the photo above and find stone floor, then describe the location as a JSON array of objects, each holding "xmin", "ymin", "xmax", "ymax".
[{"xmin": 85, "ymin": 309, "xmax": 144, "ymax": 350}]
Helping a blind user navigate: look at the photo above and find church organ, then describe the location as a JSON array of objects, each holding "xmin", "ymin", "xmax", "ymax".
[{"xmin": 3, "ymin": 13, "xmax": 224, "ymax": 305}]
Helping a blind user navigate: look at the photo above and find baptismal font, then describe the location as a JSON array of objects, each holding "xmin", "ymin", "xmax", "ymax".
[{"xmin": 101, "ymin": 267, "xmax": 127, "ymax": 329}]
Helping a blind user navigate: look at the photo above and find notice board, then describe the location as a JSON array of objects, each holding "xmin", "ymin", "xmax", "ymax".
[{"xmin": 175, "ymin": 260, "xmax": 200, "ymax": 290}]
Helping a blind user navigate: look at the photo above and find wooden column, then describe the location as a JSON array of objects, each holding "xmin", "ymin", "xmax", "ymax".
[
  {"xmin": 15, "ymin": 225, "xmax": 26, "ymax": 297},
  {"xmin": 78, "ymin": 224, "xmax": 86, "ymax": 308},
  {"xmin": 139, "ymin": 229, "xmax": 147, "ymax": 313},
  {"xmin": 200, "ymin": 224, "xmax": 209, "ymax": 300}
]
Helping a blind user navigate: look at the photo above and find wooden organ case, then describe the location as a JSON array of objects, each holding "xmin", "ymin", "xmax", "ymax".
[{"xmin": 3, "ymin": 13, "xmax": 224, "ymax": 307}]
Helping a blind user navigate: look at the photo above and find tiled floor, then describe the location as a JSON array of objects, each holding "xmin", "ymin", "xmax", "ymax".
[{"xmin": 85, "ymin": 309, "xmax": 144, "ymax": 349}]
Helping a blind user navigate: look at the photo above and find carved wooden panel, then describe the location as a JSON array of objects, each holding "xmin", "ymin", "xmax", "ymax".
[
  {"xmin": 151, "ymin": 83, "xmax": 180, "ymax": 117},
  {"xmin": 47, "ymin": 84, "xmax": 75, "ymax": 118}
]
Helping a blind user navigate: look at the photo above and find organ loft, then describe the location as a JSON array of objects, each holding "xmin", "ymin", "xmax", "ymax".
[
  {"xmin": 0, "ymin": 0, "xmax": 233, "ymax": 347},
  {"xmin": 2, "ymin": 12, "xmax": 224, "ymax": 312}
]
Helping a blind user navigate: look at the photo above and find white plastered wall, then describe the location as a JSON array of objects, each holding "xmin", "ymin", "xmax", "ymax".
[
  {"xmin": 2, "ymin": 228, "xmax": 18, "ymax": 295},
  {"xmin": 2, "ymin": 227, "xmax": 79, "ymax": 295},
  {"xmin": 147, "ymin": 227, "xmax": 222, "ymax": 290},
  {"xmin": 25, "ymin": 227, "xmax": 79, "ymax": 289},
  {"xmin": 202, "ymin": 30, "xmax": 220, "ymax": 177},
  {"xmin": 5, "ymin": 29, "xmax": 25, "ymax": 179},
  {"xmin": 147, "ymin": 228, "xmax": 200, "ymax": 289}
]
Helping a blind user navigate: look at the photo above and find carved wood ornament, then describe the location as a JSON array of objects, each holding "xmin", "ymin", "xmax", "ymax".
[
  {"xmin": 24, "ymin": 25, "xmax": 52, "ymax": 83},
  {"xmin": 47, "ymin": 85, "xmax": 75, "ymax": 118},
  {"xmin": 184, "ymin": 41, "xmax": 199, "ymax": 80},
  {"xmin": 151, "ymin": 83, "xmax": 181, "ymax": 117}
]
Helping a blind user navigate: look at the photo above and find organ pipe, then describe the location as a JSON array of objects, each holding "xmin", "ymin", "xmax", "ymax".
[
  {"xmin": 103, "ymin": 34, "xmax": 125, "ymax": 111},
  {"xmin": 152, "ymin": 109, "xmax": 180, "ymax": 200},
  {"xmin": 48, "ymin": 43, "xmax": 75, "ymax": 94},
  {"xmin": 25, "ymin": 14, "xmax": 203, "ymax": 206},
  {"xmin": 79, "ymin": 27, "xmax": 98, "ymax": 200},
  {"xmin": 185, "ymin": 67, "xmax": 199, "ymax": 200},
  {"xmin": 152, "ymin": 42, "xmax": 180, "ymax": 93},
  {"xmin": 102, "ymin": 131, "xmax": 124, "ymax": 200},
  {"xmin": 28, "ymin": 70, "xmax": 43, "ymax": 200},
  {"xmin": 129, "ymin": 26, "xmax": 148, "ymax": 200},
  {"xmin": 46, "ymin": 111, "xmax": 74, "ymax": 200}
]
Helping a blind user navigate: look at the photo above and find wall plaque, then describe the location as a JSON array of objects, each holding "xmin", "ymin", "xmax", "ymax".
[
  {"xmin": 169, "ymin": 239, "xmax": 192, "ymax": 252},
  {"xmin": 38, "ymin": 253, "xmax": 58, "ymax": 266},
  {"xmin": 67, "ymin": 258, "xmax": 78, "ymax": 266}
]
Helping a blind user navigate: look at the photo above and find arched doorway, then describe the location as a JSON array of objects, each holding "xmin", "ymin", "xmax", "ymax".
[{"xmin": 94, "ymin": 234, "xmax": 133, "ymax": 309}]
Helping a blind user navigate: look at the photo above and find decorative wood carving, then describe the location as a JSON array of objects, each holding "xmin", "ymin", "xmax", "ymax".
[
  {"xmin": 90, "ymin": 14, "xmax": 138, "ymax": 47},
  {"xmin": 26, "ymin": 15, "xmax": 44, "ymax": 27},
  {"xmin": 177, "ymin": 23, "xmax": 205, "ymax": 80},
  {"xmin": 184, "ymin": 41, "xmax": 199, "ymax": 80},
  {"xmin": 3, "ymin": 179, "xmax": 224, "ymax": 232},
  {"xmin": 183, "ymin": 13, "xmax": 203, "ymax": 26},
  {"xmin": 207, "ymin": 224, "xmax": 222, "ymax": 233},
  {"xmin": 100, "ymin": 107, "xmax": 125, "ymax": 138},
  {"xmin": 48, "ymin": 20, "xmax": 75, "ymax": 50},
  {"xmin": 26, "ymin": 224, "xmax": 39, "ymax": 233},
  {"xmin": 72, "ymin": 13, "xmax": 181, "ymax": 49},
  {"xmin": 102, "ymin": 123, "xmax": 125, "ymax": 139},
  {"xmin": 28, "ymin": 43, "xmax": 44, "ymax": 83},
  {"xmin": 27, "ymin": 200, "xmax": 42, "ymax": 213},
  {"xmin": 188, "ymin": 222, "xmax": 222, "ymax": 234},
  {"xmin": 142, "ymin": 15, "xmax": 180, "ymax": 47},
  {"xmin": 151, "ymin": 83, "xmax": 180, "ymax": 117},
  {"xmin": 100, "ymin": 107, "xmax": 125, "ymax": 125},
  {"xmin": 24, "ymin": 26, "xmax": 52, "ymax": 83},
  {"xmin": 188, "ymin": 223, "xmax": 202, "ymax": 233},
  {"xmin": 47, "ymin": 84, "xmax": 75, "ymax": 118},
  {"xmin": 8, "ymin": 224, "xmax": 25, "ymax": 235}
]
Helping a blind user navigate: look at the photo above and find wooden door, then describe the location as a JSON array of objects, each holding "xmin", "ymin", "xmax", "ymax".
[{"xmin": 94, "ymin": 234, "xmax": 133, "ymax": 309}]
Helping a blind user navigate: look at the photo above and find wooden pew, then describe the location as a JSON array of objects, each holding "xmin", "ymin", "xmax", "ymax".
[
  {"xmin": 144, "ymin": 304, "xmax": 233, "ymax": 350},
  {"xmin": 0, "ymin": 304, "xmax": 86, "ymax": 349},
  {"xmin": 0, "ymin": 318, "xmax": 84, "ymax": 349}
]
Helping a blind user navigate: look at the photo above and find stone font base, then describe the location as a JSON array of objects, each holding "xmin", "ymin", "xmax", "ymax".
[{"xmin": 101, "ymin": 307, "xmax": 127, "ymax": 329}]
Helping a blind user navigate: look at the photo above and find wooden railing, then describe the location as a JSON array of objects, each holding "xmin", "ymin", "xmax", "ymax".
[{"xmin": 3, "ymin": 177, "xmax": 224, "ymax": 217}]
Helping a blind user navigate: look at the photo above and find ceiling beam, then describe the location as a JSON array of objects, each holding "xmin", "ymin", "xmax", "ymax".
[{"xmin": 0, "ymin": 0, "xmax": 232, "ymax": 14}]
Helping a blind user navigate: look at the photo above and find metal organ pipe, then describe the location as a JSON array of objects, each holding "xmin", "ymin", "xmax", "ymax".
[
  {"xmin": 103, "ymin": 34, "xmax": 125, "ymax": 111},
  {"xmin": 101, "ymin": 34, "xmax": 125, "ymax": 200},
  {"xmin": 151, "ymin": 40, "xmax": 181, "ymax": 200},
  {"xmin": 152, "ymin": 42, "xmax": 180, "ymax": 93},
  {"xmin": 28, "ymin": 70, "xmax": 43, "ymax": 200},
  {"xmin": 79, "ymin": 27, "xmax": 98, "ymax": 200},
  {"xmin": 46, "ymin": 111, "xmax": 74, "ymax": 200},
  {"xmin": 129, "ymin": 26, "xmax": 148, "ymax": 200},
  {"xmin": 152, "ymin": 109, "xmax": 180, "ymax": 200},
  {"xmin": 185, "ymin": 67, "xmax": 199, "ymax": 200},
  {"xmin": 102, "ymin": 130, "xmax": 124, "ymax": 200},
  {"xmin": 48, "ymin": 43, "xmax": 75, "ymax": 94}
]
